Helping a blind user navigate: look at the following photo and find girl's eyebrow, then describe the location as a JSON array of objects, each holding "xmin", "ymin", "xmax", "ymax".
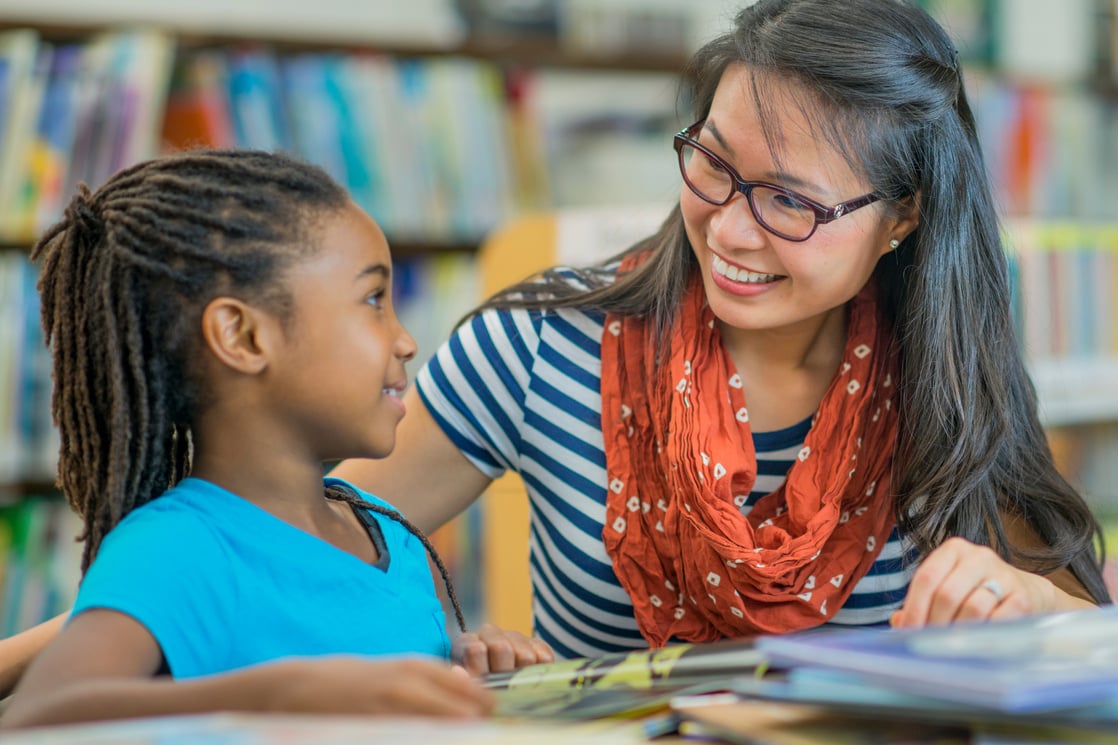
[{"xmin": 355, "ymin": 264, "xmax": 389, "ymax": 281}]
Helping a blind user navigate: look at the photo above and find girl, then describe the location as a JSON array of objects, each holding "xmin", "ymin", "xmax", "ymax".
[
  {"xmin": 1, "ymin": 150, "xmax": 551, "ymax": 729},
  {"xmin": 329, "ymin": 0, "xmax": 1111, "ymax": 658}
]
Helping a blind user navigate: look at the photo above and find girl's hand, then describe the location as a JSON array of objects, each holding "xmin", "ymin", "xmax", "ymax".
[
  {"xmin": 891, "ymin": 536, "xmax": 1064, "ymax": 628},
  {"xmin": 451, "ymin": 623, "xmax": 555, "ymax": 676},
  {"xmin": 272, "ymin": 657, "xmax": 494, "ymax": 717}
]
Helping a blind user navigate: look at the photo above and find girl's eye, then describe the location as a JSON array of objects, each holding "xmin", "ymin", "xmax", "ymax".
[{"xmin": 366, "ymin": 290, "xmax": 386, "ymax": 308}]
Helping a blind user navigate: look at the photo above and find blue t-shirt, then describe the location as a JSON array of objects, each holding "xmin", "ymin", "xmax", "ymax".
[{"xmin": 72, "ymin": 477, "xmax": 450, "ymax": 679}]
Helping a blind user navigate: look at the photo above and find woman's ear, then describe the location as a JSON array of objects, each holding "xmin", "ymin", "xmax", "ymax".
[
  {"xmin": 891, "ymin": 192, "xmax": 921, "ymax": 246},
  {"xmin": 200, "ymin": 297, "xmax": 274, "ymax": 375}
]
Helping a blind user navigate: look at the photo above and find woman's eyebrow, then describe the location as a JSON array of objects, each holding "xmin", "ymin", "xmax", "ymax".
[
  {"xmin": 706, "ymin": 120, "xmax": 735, "ymax": 156},
  {"xmin": 706, "ymin": 119, "xmax": 826, "ymax": 196}
]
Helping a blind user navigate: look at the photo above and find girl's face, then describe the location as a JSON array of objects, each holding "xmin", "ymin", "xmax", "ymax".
[
  {"xmin": 267, "ymin": 202, "xmax": 416, "ymax": 461},
  {"xmin": 680, "ymin": 65, "xmax": 915, "ymax": 340}
]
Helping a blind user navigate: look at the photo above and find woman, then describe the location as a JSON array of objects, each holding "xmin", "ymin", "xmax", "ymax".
[{"xmin": 334, "ymin": 0, "xmax": 1108, "ymax": 659}]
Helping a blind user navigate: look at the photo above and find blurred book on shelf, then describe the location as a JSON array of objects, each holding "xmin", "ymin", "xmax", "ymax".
[
  {"xmin": 0, "ymin": 495, "xmax": 82, "ymax": 637},
  {"xmin": 916, "ymin": 0, "xmax": 996, "ymax": 66},
  {"xmin": 455, "ymin": 0, "xmax": 559, "ymax": 35},
  {"xmin": 0, "ymin": 253, "xmax": 56, "ymax": 486},
  {"xmin": 994, "ymin": 0, "xmax": 1097, "ymax": 83},
  {"xmin": 554, "ymin": 0, "xmax": 743, "ymax": 59},
  {"xmin": 522, "ymin": 69, "xmax": 681, "ymax": 210}
]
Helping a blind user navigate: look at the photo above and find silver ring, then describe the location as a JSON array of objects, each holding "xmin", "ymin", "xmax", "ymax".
[{"xmin": 979, "ymin": 578, "xmax": 1005, "ymax": 603}]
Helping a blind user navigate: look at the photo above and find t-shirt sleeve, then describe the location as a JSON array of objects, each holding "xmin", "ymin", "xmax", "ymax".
[
  {"xmin": 415, "ymin": 307, "xmax": 539, "ymax": 478},
  {"xmin": 71, "ymin": 507, "xmax": 234, "ymax": 678}
]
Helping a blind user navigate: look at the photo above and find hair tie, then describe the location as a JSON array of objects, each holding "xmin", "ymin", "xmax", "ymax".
[
  {"xmin": 64, "ymin": 184, "xmax": 105, "ymax": 242},
  {"xmin": 945, "ymin": 46, "xmax": 963, "ymax": 110}
]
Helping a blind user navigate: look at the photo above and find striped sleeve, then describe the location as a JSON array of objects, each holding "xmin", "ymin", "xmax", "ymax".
[{"xmin": 416, "ymin": 307, "xmax": 540, "ymax": 478}]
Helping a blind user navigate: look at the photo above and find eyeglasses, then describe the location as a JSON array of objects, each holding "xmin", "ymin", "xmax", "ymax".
[{"xmin": 673, "ymin": 122, "xmax": 882, "ymax": 242}]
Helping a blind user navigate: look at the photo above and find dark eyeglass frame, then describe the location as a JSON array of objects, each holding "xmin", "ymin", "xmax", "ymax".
[{"xmin": 673, "ymin": 121, "xmax": 882, "ymax": 242}]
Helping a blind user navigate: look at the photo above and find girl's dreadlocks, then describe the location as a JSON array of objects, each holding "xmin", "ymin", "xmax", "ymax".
[
  {"xmin": 33, "ymin": 150, "xmax": 466, "ymax": 630},
  {"xmin": 325, "ymin": 485, "xmax": 467, "ymax": 633}
]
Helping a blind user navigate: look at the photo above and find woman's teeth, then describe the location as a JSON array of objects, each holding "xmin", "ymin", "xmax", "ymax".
[{"xmin": 713, "ymin": 255, "xmax": 780, "ymax": 283}]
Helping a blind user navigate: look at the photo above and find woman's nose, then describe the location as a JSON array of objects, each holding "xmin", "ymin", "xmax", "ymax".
[{"xmin": 709, "ymin": 193, "xmax": 769, "ymax": 248}]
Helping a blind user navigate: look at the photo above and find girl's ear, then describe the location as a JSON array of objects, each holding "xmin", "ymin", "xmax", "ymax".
[{"xmin": 200, "ymin": 297, "xmax": 274, "ymax": 375}]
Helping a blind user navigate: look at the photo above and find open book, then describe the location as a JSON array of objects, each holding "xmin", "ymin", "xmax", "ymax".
[{"xmin": 484, "ymin": 637, "xmax": 765, "ymax": 719}]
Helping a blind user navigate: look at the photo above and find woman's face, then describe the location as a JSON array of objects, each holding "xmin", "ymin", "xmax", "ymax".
[{"xmin": 680, "ymin": 64, "xmax": 916, "ymax": 338}]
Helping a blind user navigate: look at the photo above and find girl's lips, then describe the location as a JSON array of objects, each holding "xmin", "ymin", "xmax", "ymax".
[{"xmin": 383, "ymin": 388, "xmax": 407, "ymax": 416}]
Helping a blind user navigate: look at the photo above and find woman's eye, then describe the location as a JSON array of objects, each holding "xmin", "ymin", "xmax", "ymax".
[
  {"xmin": 774, "ymin": 193, "xmax": 810, "ymax": 212},
  {"xmin": 701, "ymin": 153, "xmax": 727, "ymax": 173}
]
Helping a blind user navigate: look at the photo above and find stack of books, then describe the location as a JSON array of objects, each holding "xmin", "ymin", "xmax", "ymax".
[{"xmin": 482, "ymin": 606, "xmax": 1118, "ymax": 744}]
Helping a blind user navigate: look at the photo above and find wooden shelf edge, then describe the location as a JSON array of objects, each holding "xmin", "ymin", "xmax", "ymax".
[
  {"xmin": 3, "ymin": 239, "xmax": 479, "ymax": 258},
  {"xmin": 0, "ymin": 480, "xmax": 59, "ymax": 501},
  {"xmin": 0, "ymin": 21, "xmax": 688, "ymax": 73}
]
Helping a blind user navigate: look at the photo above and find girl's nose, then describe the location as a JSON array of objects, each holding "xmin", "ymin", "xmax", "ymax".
[{"xmin": 395, "ymin": 323, "xmax": 418, "ymax": 362}]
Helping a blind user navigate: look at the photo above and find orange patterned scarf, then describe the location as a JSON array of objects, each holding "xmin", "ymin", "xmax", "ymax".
[{"xmin": 601, "ymin": 269, "xmax": 899, "ymax": 646}]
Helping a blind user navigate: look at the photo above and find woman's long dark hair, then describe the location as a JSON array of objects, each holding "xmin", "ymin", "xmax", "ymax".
[{"xmin": 471, "ymin": 0, "xmax": 1110, "ymax": 602}]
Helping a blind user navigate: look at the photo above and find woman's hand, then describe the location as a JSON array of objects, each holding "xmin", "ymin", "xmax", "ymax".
[
  {"xmin": 891, "ymin": 536, "xmax": 1093, "ymax": 628},
  {"xmin": 450, "ymin": 623, "xmax": 555, "ymax": 676}
]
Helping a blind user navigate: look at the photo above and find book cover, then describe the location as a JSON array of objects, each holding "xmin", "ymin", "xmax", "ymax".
[
  {"xmin": 756, "ymin": 606, "xmax": 1118, "ymax": 713},
  {"xmin": 0, "ymin": 29, "xmax": 45, "ymax": 241},
  {"xmin": 344, "ymin": 54, "xmax": 415, "ymax": 236},
  {"xmin": 160, "ymin": 50, "xmax": 236, "ymax": 152},
  {"xmin": 27, "ymin": 43, "xmax": 83, "ymax": 239},
  {"xmin": 227, "ymin": 48, "xmax": 288, "ymax": 151}
]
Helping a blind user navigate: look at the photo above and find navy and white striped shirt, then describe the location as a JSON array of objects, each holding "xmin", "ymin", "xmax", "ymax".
[{"xmin": 416, "ymin": 277, "xmax": 917, "ymax": 659}]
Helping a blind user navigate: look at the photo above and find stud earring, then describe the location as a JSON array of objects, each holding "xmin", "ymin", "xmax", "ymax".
[{"xmin": 889, "ymin": 238, "xmax": 900, "ymax": 249}]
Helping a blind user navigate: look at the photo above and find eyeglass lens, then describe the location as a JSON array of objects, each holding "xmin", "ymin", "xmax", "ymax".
[{"xmin": 678, "ymin": 141, "xmax": 817, "ymax": 240}]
